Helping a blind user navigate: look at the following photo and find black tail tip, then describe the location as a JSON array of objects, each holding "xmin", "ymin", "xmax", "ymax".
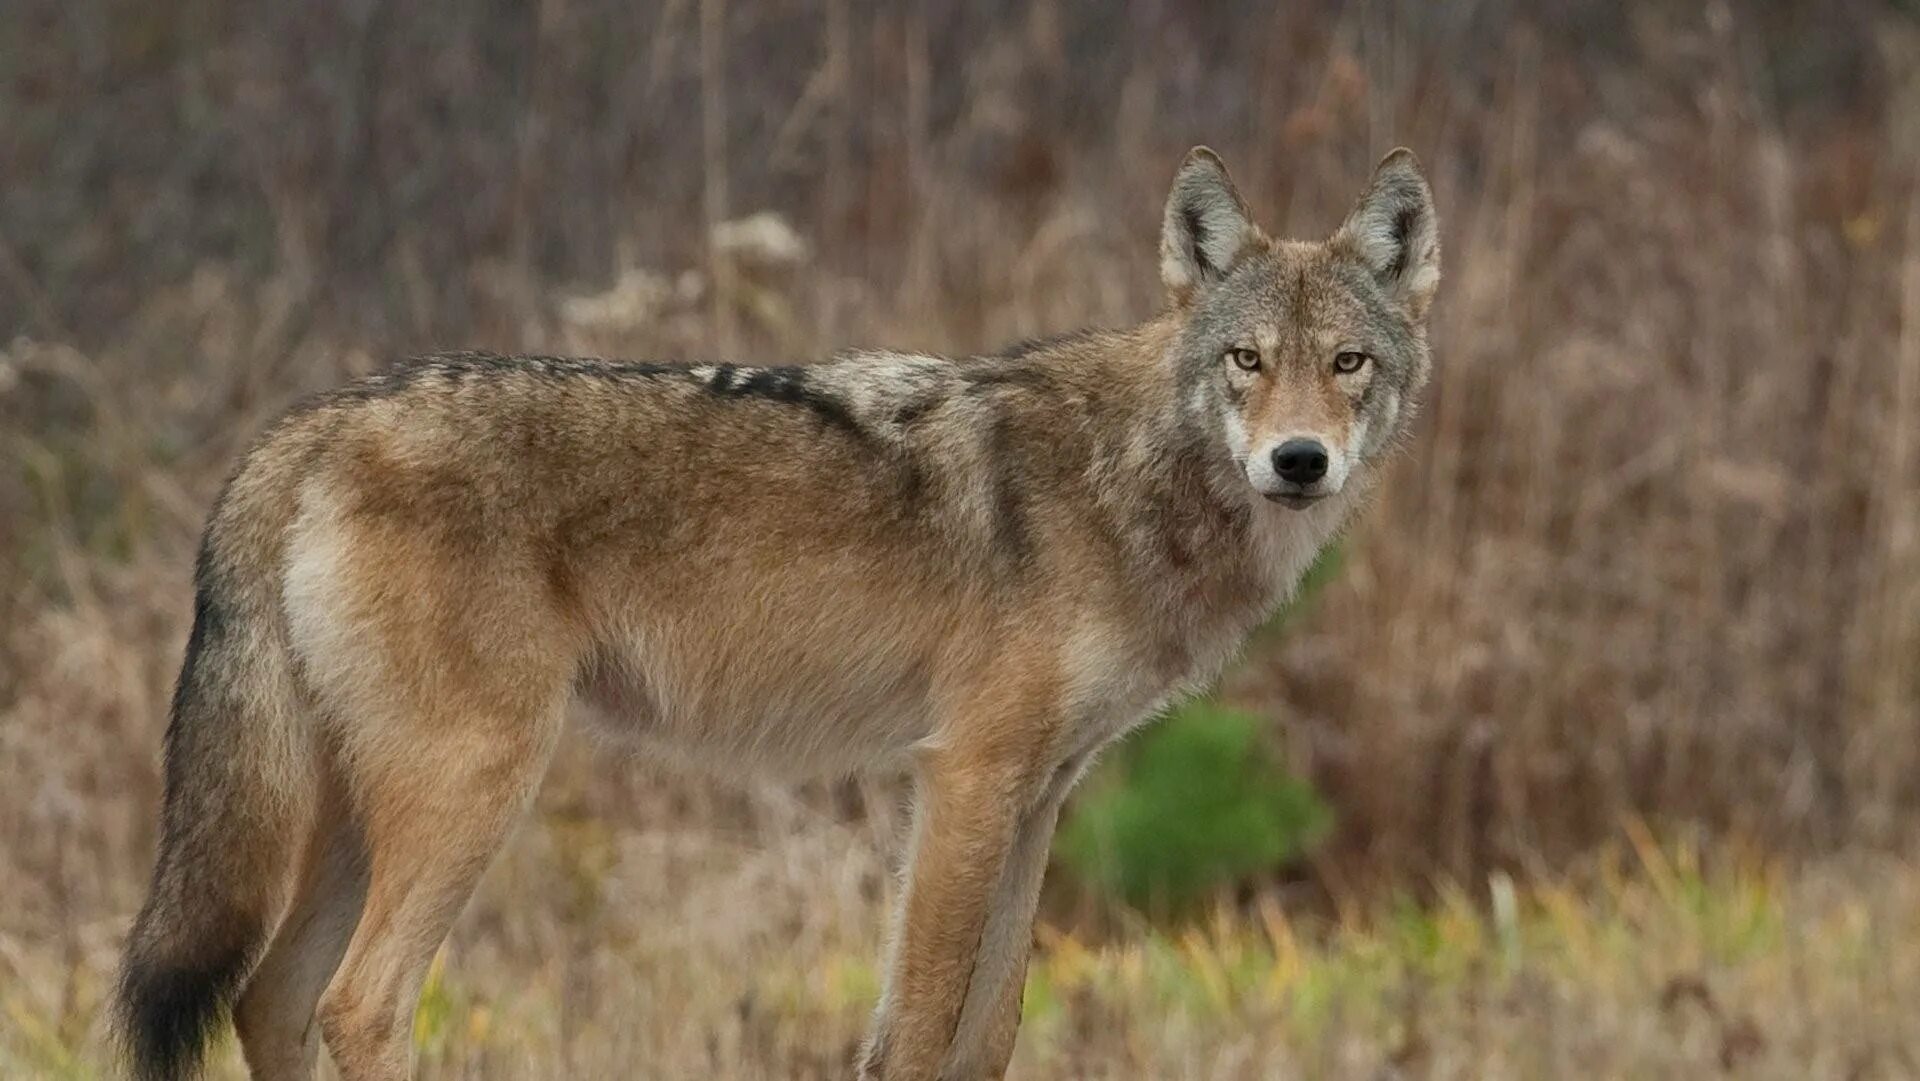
[{"xmin": 115, "ymin": 947, "xmax": 250, "ymax": 1081}]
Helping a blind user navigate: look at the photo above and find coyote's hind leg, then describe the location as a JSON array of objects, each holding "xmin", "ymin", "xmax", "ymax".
[
  {"xmin": 235, "ymin": 763, "xmax": 370, "ymax": 1081},
  {"xmin": 313, "ymin": 701, "xmax": 566, "ymax": 1081}
]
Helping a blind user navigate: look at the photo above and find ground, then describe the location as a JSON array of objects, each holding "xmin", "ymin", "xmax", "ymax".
[{"xmin": 5, "ymin": 752, "xmax": 1916, "ymax": 1079}]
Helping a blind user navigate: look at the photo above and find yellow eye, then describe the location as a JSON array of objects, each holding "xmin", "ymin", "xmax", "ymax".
[
  {"xmin": 1333, "ymin": 351, "xmax": 1370, "ymax": 374},
  {"xmin": 1226, "ymin": 347, "xmax": 1261, "ymax": 372}
]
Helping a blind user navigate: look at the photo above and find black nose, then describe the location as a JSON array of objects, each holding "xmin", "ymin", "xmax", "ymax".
[{"xmin": 1271, "ymin": 439, "xmax": 1329, "ymax": 485}]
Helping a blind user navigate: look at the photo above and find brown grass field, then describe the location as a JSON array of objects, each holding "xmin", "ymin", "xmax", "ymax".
[{"xmin": 5, "ymin": 1, "xmax": 1920, "ymax": 1076}]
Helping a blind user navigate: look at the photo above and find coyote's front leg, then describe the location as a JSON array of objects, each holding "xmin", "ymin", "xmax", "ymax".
[
  {"xmin": 943, "ymin": 753, "xmax": 1088, "ymax": 1079},
  {"xmin": 859, "ymin": 697, "xmax": 1066, "ymax": 1080}
]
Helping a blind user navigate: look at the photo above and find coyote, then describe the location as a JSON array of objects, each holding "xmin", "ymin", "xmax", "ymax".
[{"xmin": 116, "ymin": 146, "xmax": 1439, "ymax": 1081}]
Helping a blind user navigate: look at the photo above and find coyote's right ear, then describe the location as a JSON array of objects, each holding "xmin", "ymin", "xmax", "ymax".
[{"xmin": 1160, "ymin": 147, "xmax": 1264, "ymax": 304}]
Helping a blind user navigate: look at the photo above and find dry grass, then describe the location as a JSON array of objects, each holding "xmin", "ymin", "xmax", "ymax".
[
  {"xmin": 6, "ymin": 1, "xmax": 1920, "ymax": 1076},
  {"xmin": 8, "ymin": 813, "xmax": 1920, "ymax": 1078}
]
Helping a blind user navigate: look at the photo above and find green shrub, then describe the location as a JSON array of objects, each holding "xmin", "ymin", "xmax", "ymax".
[{"xmin": 1055, "ymin": 699, "xmax": 1330, "ymax": 916}]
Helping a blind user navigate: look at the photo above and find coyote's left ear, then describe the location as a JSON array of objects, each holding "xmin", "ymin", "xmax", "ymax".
[
  {"xmin": 1160, "ymin": 147, "xmax": 1265, "ymax": 304},
  {"xmin": 1334, "ymin": 148, "xmax": 1441, "ymax": 320}
]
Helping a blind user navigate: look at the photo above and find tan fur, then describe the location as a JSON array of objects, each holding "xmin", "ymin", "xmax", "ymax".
[{"xmin": 115, "ymin": 148, "xmax": 1440, "ymax": 1081}]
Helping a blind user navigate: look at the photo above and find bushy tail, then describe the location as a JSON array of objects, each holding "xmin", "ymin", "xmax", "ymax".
[{"xmin": 115, "ymin": 552, "xmax": 308, "ymax": 1081}]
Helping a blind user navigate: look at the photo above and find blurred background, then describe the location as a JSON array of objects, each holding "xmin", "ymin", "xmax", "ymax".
[{"xmin": 5, "ymin": 0, "xmax": 1920, "ymax": 1076}]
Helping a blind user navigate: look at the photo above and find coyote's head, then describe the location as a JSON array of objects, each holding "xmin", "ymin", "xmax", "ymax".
[{"xmin": 1162, "ymin": 147, "xmax": 1439, "ymax": 508}]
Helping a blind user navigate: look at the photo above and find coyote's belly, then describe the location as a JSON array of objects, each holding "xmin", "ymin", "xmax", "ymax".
[{"xmin": 573, "ymin": 624, "xmax": 942, "ymax": 777}]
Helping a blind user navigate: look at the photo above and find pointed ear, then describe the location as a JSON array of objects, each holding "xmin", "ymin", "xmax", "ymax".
[
  {"xmin": 1160, "ymin": 147, "xmax": 1265, "ymax": 303},
  {"xmin": 1333, "ymin": 148, "xmax": 1441, "ymax": 320}
]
